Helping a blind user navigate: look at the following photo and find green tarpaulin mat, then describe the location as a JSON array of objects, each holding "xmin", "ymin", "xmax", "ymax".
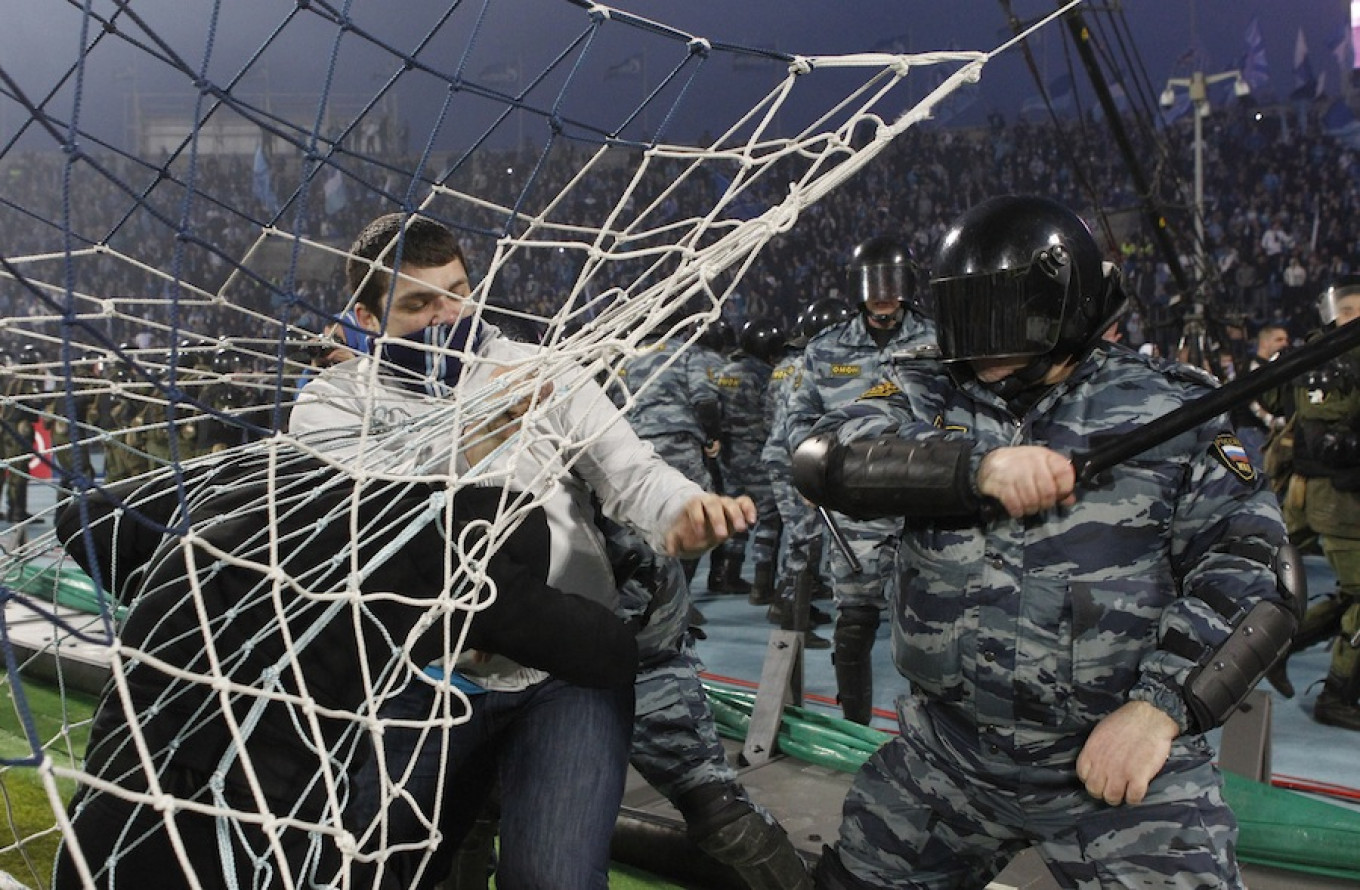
[{"xmin": 1, "ymin": 561, "xmax": 123, "ymax": 623}]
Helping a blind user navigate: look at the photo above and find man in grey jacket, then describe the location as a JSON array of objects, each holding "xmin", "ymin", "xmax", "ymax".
[{"xmin": 288, "ymin": 212, "xmax": 756, "ymax": 889}]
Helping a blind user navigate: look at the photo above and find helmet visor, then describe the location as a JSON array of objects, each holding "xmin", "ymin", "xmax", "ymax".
[
  {"xmin": 855, "ymin": 264, "xmax": 913, "ymax": 307},
  {"xmin": 931, "ymin": 261, "xmax": 1068, "ymax": 362},
  {"xmin": 1318, "ymin": 285, "xmax": 1360, "ymax": 326}
]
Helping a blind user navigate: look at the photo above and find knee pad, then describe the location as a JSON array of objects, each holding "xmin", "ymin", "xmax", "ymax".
[{"xmin": 834, "ymin": 606, "xmax": 880, "ymax": 656}]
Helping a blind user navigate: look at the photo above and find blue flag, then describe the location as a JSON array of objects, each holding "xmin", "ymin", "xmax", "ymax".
[
  {"xmin": 1241, "ymin": 18, "xmax": 1270, "ymax": 95},
  {"xmin": 1293, "ymin": 28, "xmax": 1320, "ymax": 100},
  {"xmin": 1323, "ymin": 97, "xmax": 1360, "ymax": 148},
  {"xmin": 253, "ymin": 144, "xmax": 278, "ymax": 215}
]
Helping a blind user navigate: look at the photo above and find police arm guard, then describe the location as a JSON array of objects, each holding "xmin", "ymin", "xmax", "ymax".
[
  {"xmin": 1183, "ymin": 599, "xmax": 1297, "ymax": 733},
  {"xmin": 791, "ymin": 431, "xmax": 981, "ymax": 521}
]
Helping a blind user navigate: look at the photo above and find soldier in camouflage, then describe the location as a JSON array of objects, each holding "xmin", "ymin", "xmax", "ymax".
[
  {"xmin": 714, "ymin": 318, "xmax": 787, "ymax": 607},
  {"xmin": 618, "ymin": 323, "xmax": 726, "ymax": 589},
  {"xmin": 0, "ymin": 349, "xmax": 39, "ymax": 523},
  {"xmin": 141, "ymin": 347, "xmax": 204, "ymax": 469},
  {"xmin": 794, "ymin": 196, "xmax": 1296, "ymax": 889},
  {"xmin": 197, "ymin": 345, "xmax": 270, "ymax": 455},
  {"xmin": 606, "ymin": 517, "xmax": 813, "ymax": 889},
  {"xmin": 762, "ymin": 299, "xmax": 854, "ymax": 650},
  {"xmin": 102, "ymin": 355, "xmax": 153, "ymax": 484},
  {"xmin": 785, "ymin": 236, "xmax": 936, "ymax": 724},
  {"xmin": 1269, "ymin": 280, "xmax": 1360, "ymax": 731}
]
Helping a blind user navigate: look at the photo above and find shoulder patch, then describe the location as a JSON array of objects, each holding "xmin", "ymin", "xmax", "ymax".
[
  {"xmin": 1211, "ymin": 432, "xmax": 1257, "ymax": 483},
  {"xmin": 857, "ymin": 380, "xmax": 900, "ymax": 401}
]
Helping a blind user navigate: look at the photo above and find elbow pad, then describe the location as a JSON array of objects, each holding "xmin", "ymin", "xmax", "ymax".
[
  {"xmin": 791, "ymin": 432, "xmax": 980, "ymax": 521},
  {"xmin": 1183, "ymin": 599, "xmax": 1297, "ymax": 733}
]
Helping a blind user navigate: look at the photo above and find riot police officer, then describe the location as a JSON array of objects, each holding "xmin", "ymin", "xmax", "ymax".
[
  {"xmin": 1271, "ymin": 280, "xmax": 1360, "ymax": 730},
  {"xmin": 714, "ymin": 318, "xmax": 786, "ymax": 605},
  {"xmin": 795, "ymin": 195, "xmax": 1294, "ymax": 889},
  {"xmin": 785, "ymin": 237, "xmax": 935, "ymax": 723}
]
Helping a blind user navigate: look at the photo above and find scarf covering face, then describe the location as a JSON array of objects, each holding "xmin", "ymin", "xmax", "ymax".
[
  {"xmin": 334, "ymin": 310, "xmax": 375, "ymax": 355},
  {"xmin": 379, "ymin": 316, "xmax": 484, "ymax": 398}
]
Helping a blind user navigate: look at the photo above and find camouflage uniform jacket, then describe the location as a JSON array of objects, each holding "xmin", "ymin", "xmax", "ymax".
[
  {"xmin": 784, "ymin": 311, "xmax": 935, "ymax": 453},
  {"xmin": 715, "ymin": 352, "xmax": 772, "ymax": 448},
  {"xmin": 760, "ymin": 350, "xmax": 802, "ymax": 471},
  {"xmin": 618, "ymin": 338, "xmax": 722, "ymax": 443},
  {"xmin": 812, "ymin": 344, "xmax": 1288, "ymax": 758}
]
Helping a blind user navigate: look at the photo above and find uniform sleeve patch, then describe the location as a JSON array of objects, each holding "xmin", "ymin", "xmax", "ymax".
[
  {"xmin": 933, "ymin": 415, "xmax": 968, "ymax": 432},
  {"xmin": 856, "ymin": 381, "xmax": 900, "ymax": 400},
  {"xmin": 1211, "ymin": 433, "xmax": 1257, "ymax": 483}
]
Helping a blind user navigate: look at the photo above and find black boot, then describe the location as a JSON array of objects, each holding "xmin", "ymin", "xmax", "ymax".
[
  {"xmin": 705, "ymin": 553, "xmax": 726, "ymax": 593},
  {"xmin": 747, "ymin": 561, "xmax": 776, "ymax": 606},
  {"xmin": 1314, "ymin": 679, "xmax": 1360, "ymax": 731},
  {"xmin": 832, "ymin": 606, "xmax": 880, "ymax": 725},
  {"xmin": 1314, "ymin": 646, "xmax": 1360, "ymax": 731},
  {"xmin": 708, "ymin": 553, "xmax": 752, "ymax": 595}
]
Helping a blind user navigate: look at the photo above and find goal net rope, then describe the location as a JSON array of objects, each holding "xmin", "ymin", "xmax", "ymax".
[{"xmin": 0, "ymin": 1, "xmax": 1073, "ymax": 886}]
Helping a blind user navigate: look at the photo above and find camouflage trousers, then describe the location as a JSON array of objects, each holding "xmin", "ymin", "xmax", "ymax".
[
  {"xmin": 772, "ymin": 467, "xmax": 818, "ymax": 585},
  {"xmin": 1320, "ymin": 534, "xmax": 1360, "ymax": 683},
  {"xmin": 822, "ymin": 512, "xmax": 896, "ymax": 613},
  {"xmin": 827, "ymin": 696, "xmax": 1243, "ymax": 889},
  {"xmin": 629, "ymin": 637, "xmax": 769, "ymax": 825}
]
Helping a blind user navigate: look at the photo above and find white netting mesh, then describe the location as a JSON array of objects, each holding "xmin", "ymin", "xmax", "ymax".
[{"xmin": 0, "ymin": 1, "xmax": 1072, "ymax": 887}]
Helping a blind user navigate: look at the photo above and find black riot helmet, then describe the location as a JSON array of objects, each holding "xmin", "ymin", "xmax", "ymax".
[
  {"xmin": 695, "ymin": 317, "xmax": 736, "ymax": 354},
  {"xmin": 1317, "ymin": 275, "xmax": 1360, "ymax": 327},
  {"xmin": 848, "ymin": 236, "xmax": 924, "ymax": 322},
  {"xmin": 800, "ymin": 297, "xmax": 854, "ymax": 341},
  {"xmin": 739, "ymin": 317, "xmax": 787, "ymax": 364},
  {"xmin": 211, "ymin": 344, "xmax": 249, "ymax": 376},
  {"xmin": 929, "ymin": 195, "xmax": 1125, "ymax": 363}
]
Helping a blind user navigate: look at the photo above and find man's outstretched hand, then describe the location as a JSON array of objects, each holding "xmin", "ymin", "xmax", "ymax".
[{"xmin": 664, "ymin": 493, "xmax": 757, "ymax": 558}]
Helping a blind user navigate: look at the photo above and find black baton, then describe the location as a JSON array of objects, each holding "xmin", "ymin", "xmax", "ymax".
[
  {"xmin": 1072, "ymin": 318, "xmax": 1360, "ymax": 485},
  {"xmin": 818, "ymin": 505, "xmax": 863, "ymax": 574}
]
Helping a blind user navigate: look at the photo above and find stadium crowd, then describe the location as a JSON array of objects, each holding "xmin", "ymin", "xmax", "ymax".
[{"xmin": 0, "ymin": 98, "xmax": 1355, "ymax": 364}]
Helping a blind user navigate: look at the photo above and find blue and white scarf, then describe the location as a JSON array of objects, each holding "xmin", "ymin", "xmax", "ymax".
[{"xmin": 379, "ymin": 316, "xmax": 485, "ymax": 398}]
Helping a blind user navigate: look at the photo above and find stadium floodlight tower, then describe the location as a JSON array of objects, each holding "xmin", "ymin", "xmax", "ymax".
[{"xmin": 1159, "ymin": 69, "xmax": 1251, "ymax": 288}]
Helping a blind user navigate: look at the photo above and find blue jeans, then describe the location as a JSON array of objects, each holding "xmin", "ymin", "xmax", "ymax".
[{"xmin": 349, "ymin": 676, "xmax": 634, "ymax": 890}]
